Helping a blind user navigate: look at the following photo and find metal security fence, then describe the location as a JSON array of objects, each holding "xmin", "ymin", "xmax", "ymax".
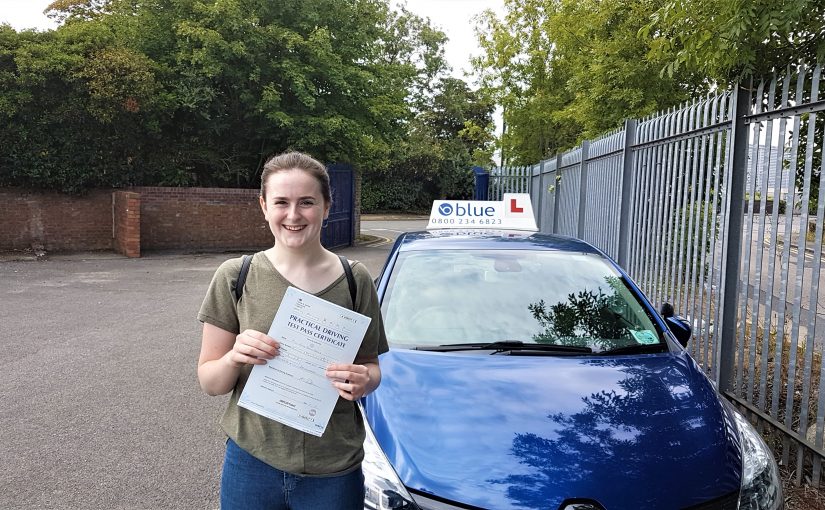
[
  {"xmin": 493, "ymin": 64, "xmax": 825, "ymax": 485},
  {"xmin": 488, "ymin": 165, "xmax": 531, "ymax": 201}
]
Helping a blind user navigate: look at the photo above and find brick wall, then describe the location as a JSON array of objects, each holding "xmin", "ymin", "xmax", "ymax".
[
  {"xmin": 0, "ymin": 184, "xmax": 359, "ymax": 255},
  {"xmin": 0, "ymin": 189, "xmax": 113, "ymax": 252},
  {"xmin": 133, "ymin": 187, "xmax": 272, "ymax": 251}
]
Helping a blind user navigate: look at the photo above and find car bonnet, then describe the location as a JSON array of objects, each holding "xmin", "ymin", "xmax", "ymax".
[{"xmin": 362, "ymin": 348, "xmax": 741, "ymax": 510}]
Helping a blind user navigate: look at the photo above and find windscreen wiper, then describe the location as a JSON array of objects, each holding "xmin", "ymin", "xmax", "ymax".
[
  {"xmin": 414, "ymin": 340, "xmax": 593, "ymax": 354},
  {"xmin": 597, "ymin": 343, "xmax": 668, "ymax": 355}
]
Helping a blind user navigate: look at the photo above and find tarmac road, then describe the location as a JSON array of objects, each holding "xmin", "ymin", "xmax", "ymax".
[{"xmin": 0, "ymin": 218, "xmax": 421, "ymax": 510}]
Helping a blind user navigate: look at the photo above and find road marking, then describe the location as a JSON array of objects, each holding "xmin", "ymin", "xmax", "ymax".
[
  {"xmin": 362, "ymin": 236, "xmax": 391, "ymax": 247},
  {"xmin": 364, "ymin": 228, "xmax": 405, "ymax": 233}
]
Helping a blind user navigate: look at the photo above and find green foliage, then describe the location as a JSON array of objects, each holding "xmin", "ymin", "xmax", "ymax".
[
  {"xmin": 361, "ymin": 173, "xmax": 427, "ymax": 212},
  {"xmin": 362, "ymin": 76, "xmax": 495, "ymax": 211},
  {"xmin": 643, "ymin": 0, "xmax": 824, "ymax": 85},
  {"xmin": 473, "ymin": 0, "xmax": 703, "ymax": 165},
  {"xmin": 473, "ymin": 0, "xmax": 821, "ymax": 170},
  {"xmin": 45, "ymin": 0, "xmax": 110, "ymax": 24},
  {"xmin": 0, "ymin": 21, "xmax": 168, "ymax": 192},
  {"xmin": 1, "ymin": 0, "xmax": 492, "ymax": 204},
  {"xmin": 642, "ymin": 3, "xmax": 823, "ymax": 224},
  {"xmin": 671, "ymin": 198, "xmax": 718, "ymax": 287},
  {"xmin": 793, "ymin": 112, "xmax": 824, "ymax": 216}
]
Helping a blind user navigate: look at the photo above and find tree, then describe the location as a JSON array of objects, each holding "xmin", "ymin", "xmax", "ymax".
[
  {"xmin": 2, "ymin": 0, "xmax": 473, "ymax": 194},
  {"xmin": 45, "ymin": 0, "xmax": 110, "ymax": 24},
  {"xmin": 473, "ymin": 0, "xmax": 572, "ymax": 165},
  {"xmin": 473, "ymin": 0, "xmax": 702, "ymax": 165},
  {"xmin": 548, "ymin": 0, "xmax": 705, "ymax": 138},
  {"xmin": 0, "ymin": 19, "xmax": 168, "ymax": 192},
  {"xmin": 642, "ymin": 1, "xmax": 824, "ymax": 215},
  {"xmin": 136, "ymin": 0, "xmax": 423, "ymax": 186},
  {"xmin": 642, "ymin": 0, "xmax": 825, "ymax": 85},
  {"xmin": 361, "ymin": 76, "xmax": 495, "ymax": 211}
]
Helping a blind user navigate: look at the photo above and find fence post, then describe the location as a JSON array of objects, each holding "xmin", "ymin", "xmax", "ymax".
[
  {"xmin": 718, "ymin": 85, "xmax": 749, "ymax": 392},
  {"xmin": 577, "ymin": 141, "xmax": 590, "ymax": 239},
  {"xmin": 535, "ymin": 161, "xmax": 545, "ymax": 230},
  {"xmin": 553, "ymin": 153, "xmax": 563, "ymax": 234},
  {"xmin": 617, "ymin": 120, "xmax": 638, "ymax": 267}
]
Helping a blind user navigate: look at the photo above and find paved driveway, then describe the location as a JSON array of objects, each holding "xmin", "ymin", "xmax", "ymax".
[{"xmin": 0, "ymin": 238, "xmax": 395, "ymax": 510}]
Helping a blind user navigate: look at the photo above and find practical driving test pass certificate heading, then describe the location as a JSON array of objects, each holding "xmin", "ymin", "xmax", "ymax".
[{"xmin": 238, "ymin": 286, "xmax": 370, "ymax": 436}]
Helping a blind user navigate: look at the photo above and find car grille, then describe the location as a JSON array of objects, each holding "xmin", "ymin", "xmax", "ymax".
[
  {"xmin": 683, "ymin": 491, "xmax": 740, "ymax": 510},
  {"xmin": 410, "ymin": 489, "xmax": 486, "ymax": 510},
  {"xmin": 400, "ymin": 489, "xmax": 741, "ymax": 510}
]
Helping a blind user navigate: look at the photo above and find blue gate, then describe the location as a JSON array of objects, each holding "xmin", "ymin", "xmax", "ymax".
[
  {"xmin": 321, "ymin": 163, "xmax": 355, "ymax": 249},
  {"xmin": 472, "ymin": 166, "xmax": 489, "ymax": 200}
]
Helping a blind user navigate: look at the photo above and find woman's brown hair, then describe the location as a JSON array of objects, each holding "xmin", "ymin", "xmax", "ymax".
[{"xmin": 260, "ymin": 151, "xmax": 331, "ymax": 204}]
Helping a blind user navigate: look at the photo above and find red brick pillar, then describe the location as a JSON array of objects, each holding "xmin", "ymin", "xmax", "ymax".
[{"xmin": 113, "ymin": 191, "xmax": 141, "ymax": 257}]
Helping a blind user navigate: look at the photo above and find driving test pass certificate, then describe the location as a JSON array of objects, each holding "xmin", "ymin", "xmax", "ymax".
[{"xmin": 237, "ymin": 286, "xmax": 370, "ymax": 437}]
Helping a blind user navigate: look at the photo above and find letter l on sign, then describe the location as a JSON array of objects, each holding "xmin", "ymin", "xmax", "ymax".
[{"xmin": 510, "ymin": 198, "xmax": 524, "ymax": 213}]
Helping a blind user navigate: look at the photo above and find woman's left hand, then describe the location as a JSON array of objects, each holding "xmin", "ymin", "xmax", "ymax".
[{"xmin": 326, "ymin": 363, "xmax": 371, "ymax": 401}]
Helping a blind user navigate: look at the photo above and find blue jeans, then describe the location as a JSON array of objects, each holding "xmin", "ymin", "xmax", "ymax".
[{"xmin": 220, "ymin": 438, "xmax": 365, "ymax": 510}]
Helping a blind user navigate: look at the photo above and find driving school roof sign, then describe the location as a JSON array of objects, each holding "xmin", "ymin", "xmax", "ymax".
[{"xmin": 427, "ymin": 193, "xmax": 538, "ymax": 231}]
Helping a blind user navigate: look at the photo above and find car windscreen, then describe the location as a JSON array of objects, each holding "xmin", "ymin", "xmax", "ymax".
[{"xmin": 381, "ymin": 249, "xmax": 664, "ymax": 352}]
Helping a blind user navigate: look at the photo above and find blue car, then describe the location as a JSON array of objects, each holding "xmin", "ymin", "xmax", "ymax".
[{"xmin": 360, "ymin": 195, "xmax": 783, "ymax": 510}]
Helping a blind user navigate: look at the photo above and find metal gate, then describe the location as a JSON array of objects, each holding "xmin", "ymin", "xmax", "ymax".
[
  {"xmin": 491, "ymin": 64, "xmax": 825, "ymax": 486},
  {"xmin": 487, "ymin": 165, "xmax": 531, "ymax": 200},
  {"xmin": 321, "ymin": 163, "xmax": 355, "ymax": 249}
]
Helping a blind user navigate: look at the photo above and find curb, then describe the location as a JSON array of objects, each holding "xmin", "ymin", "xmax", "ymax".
[
  {"xmin": 771, "ymin": 240, "xmax": 824, "ymax": 260},
  {"xmin": 356, "ymin": 235, "xmax": 392, "ymax": 248},
  {"xmin": 0, "ymin": 253, "xmax": 38, "ymax": 262}
]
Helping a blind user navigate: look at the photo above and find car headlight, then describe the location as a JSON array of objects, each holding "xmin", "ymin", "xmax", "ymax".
[
  {"xmin": 361, "ymin": 405, "xmax": 419, "ymax": 510},
  {"xmin": 733, "ymin": 411, "xmax": 783, "ymax": 510}
]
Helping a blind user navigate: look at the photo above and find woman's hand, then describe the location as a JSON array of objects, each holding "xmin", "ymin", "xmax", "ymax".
[
  {"xmin": 225, "ymin": 329, "xmax": 280, "ymax": 367},
  {"xmin": 326, "ymin": 362, "xmax": 379, "ymax": 401},
  {"xmin": 199, "ymin": 324, "xmax": 279, "ymax": 396}
]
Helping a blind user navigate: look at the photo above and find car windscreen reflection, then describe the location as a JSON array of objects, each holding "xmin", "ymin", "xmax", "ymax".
[{"xmin": 381, "ymin": 249, "xmax": 663, "ymax": 352}]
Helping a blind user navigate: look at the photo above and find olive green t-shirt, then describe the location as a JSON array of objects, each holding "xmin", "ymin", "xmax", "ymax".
[{"xmin": 197, "ymin": 252, "xmax": 389, "ymax": 476}]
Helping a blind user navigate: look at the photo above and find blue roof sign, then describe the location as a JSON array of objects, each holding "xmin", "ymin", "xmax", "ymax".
[{"xmin": 427, "ymin": 193, "xmax": 538, "ymax": 231}]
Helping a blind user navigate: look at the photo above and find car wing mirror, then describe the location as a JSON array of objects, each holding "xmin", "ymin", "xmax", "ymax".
[{"xmin": 660, "ymin": 302, "xmax": 691, "ymax": 347}]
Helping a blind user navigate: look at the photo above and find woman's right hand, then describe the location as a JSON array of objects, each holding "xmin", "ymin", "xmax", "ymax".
[
  {"xmin": 199, "ymin": 324, "xmax": 279, "ymax": 395},
  {"xmin": 225, "ymin": 329, "xmax": 280, "ymax": 367}
]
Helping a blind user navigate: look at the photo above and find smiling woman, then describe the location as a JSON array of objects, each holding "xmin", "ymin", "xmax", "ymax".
[
  {"xmin": 259, "ymin": 156, "xmax": 331, "ymax": 254},
  {"xmin": 196, "ymin": 151, "xmax": 389, "ymax": 510}
]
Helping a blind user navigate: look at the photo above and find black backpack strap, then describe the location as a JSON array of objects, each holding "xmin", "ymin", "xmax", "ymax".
[
  {"xmin": 338, "ymin": 255, "xmax": 357, "ymax": 309},
  {"xmin": 235, "ymin": 254, "xmax": 253, "ymax": 301}
]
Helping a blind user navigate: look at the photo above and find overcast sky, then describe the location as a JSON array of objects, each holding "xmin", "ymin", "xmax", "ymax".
[
  {"xmin": 393, "ymin": 0, "xmax": 504, "ymax": 81},
  {"xmin": 0, "ymin": 1, "xmax": 59, "ymax": 31},
  {"xmin": 0, "ymin": 0, "xmax": 504, "ymax": 83}
]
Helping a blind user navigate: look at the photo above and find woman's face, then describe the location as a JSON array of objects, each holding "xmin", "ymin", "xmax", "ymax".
[{"xmin": 259, "ymin": 169, "xmax": 330, "ymax": 250}]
